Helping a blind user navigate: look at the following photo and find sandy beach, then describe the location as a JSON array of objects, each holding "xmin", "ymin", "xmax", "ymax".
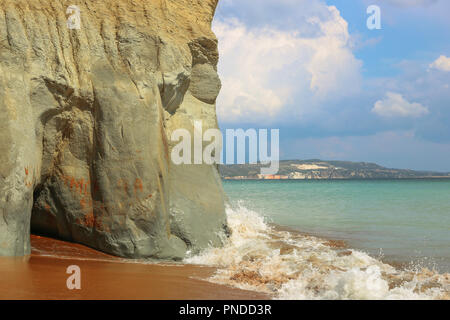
[{"xmin": 0, "ymin": 235, "xmax": 268, "ymax": 300}]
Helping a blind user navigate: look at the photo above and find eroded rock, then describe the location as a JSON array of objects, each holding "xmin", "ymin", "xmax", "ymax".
[{"xmin": 0, "ymin": 0, "xmax": 227, "ymax": 259}]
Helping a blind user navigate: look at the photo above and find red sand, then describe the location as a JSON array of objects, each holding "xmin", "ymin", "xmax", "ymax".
[{"xmin": 0, "ymin": 235, "xmax": 269, "ymax": 300}]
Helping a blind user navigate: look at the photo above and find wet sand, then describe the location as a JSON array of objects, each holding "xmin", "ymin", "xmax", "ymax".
[{"xmin": 0, "ymin": 235, "xmax": 269, "ymax": 300}]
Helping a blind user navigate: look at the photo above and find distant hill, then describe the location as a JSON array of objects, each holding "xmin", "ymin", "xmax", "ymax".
[{"xmin": 219, "ymin": 160, "xmax": 450, "ymax": 180}]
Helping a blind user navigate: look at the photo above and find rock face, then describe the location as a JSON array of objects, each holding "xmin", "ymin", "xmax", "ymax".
[{"xmin": 0, "ymin": 0, "xmax": 227, "ymax": 259}]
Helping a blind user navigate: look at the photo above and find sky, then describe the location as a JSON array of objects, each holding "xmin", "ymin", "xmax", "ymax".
[{"xmin": 212, "ymin": 0, "xmax": 450, "ymax": 171}]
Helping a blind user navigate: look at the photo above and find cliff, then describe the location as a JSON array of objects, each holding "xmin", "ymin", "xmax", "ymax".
[{"xmin": 0, "ymin": 0, "xmax": 227, "ymax": 259}]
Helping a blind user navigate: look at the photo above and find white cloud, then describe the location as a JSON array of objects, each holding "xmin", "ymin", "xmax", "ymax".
[
  {"xmin": 429, "ymin": 55, "xmax": 450, "ymax": 72},
  {"xmin": 213, "ymin": 5, "xmax": 362, "ymax": 123},
  {"xmin": 372, "ymin": 92, "xmax": 429, "ymax": 118}
]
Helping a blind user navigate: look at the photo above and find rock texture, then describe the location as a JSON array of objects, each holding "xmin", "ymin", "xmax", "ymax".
[{"xmin": 0, "ymin": 0, "xmax": 227, "ymax": 259}]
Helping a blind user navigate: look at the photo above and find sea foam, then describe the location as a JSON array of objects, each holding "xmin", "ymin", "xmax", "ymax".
[{"xmin": 185, "ymin": 203, "xmax": 449, "ymax": 300}]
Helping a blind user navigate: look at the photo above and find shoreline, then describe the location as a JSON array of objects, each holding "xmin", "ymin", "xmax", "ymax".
[
  {"xmin": 0, "ymin": 235, "xmax": 269, "ymax": 300},
  {"xmin": 1, "ymin": 227, "xmax": 448, "ymax": 300},
  {"xmin": 193, "ymin": 207, "xmax": 450, "ymax": 299},
  {"xmin": 272, "ymin": 223, "xmax": 450, "ymax": 274}
]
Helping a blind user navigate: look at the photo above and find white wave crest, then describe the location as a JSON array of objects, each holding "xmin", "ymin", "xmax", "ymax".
[{"xmin": 185, "ymin": 203, "xmax": 449, "ymax": 300}]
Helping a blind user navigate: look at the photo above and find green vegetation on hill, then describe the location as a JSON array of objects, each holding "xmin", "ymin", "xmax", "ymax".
[{"xmin": 219, "ymin": 160, "xmax": 450, "ymax": 180}]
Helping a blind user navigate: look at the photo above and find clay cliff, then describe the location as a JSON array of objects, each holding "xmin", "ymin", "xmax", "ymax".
[{"xmin": 0, "ymin": 0, "xmax": 227, "ymax": 259}]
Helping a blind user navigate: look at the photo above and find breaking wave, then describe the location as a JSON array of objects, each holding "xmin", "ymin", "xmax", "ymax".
[{"xmin": 185, "ymin": 203, "xmax": 449, "ymax": 300}]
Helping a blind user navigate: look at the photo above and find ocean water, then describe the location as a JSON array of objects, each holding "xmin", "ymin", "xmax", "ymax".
[
  {"xmin": 186, "ymin": 179, "xmax": 450, "ymax": 300},
  {"xmin": 222, "ymin": 179, "xmax": 450, "ymax": 273}
]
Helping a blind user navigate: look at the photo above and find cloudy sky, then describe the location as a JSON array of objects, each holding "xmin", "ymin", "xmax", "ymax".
[{"xmin": 213, "ymin": 0, "xmax": 450, "ymax": 171}]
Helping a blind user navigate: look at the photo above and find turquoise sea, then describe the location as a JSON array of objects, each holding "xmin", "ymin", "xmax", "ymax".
[{"xmin": 222, "ymin": 179, "xmax": 450, "ymax": 273}]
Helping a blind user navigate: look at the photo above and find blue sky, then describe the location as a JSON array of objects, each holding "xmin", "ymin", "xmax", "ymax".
[{"xmin": 213, "ymin": 0, "xmax": 450, "ymax": 171}]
